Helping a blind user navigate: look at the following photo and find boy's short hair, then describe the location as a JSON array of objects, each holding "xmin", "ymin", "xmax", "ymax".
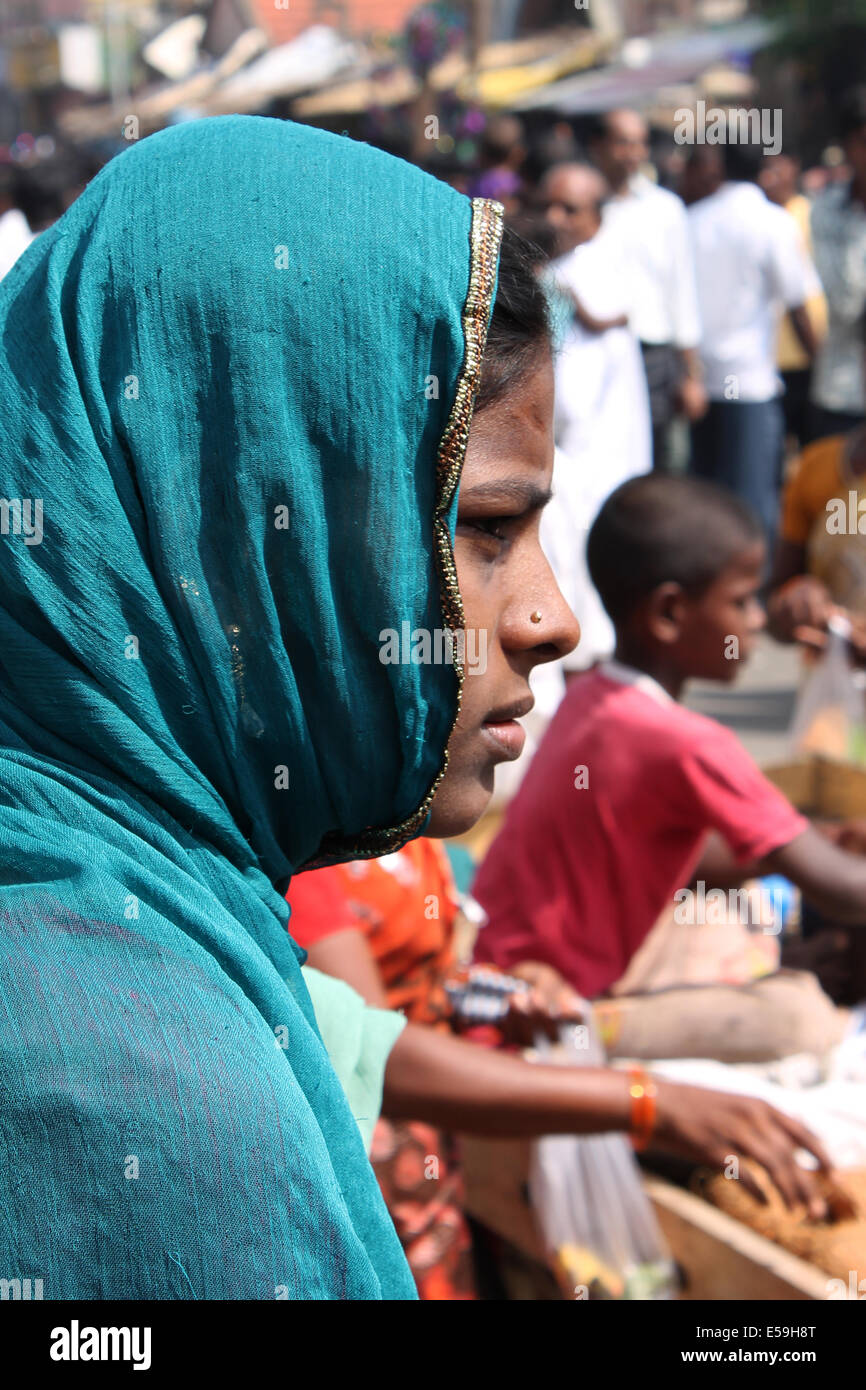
[{"xmin": 587, "ymin": 475, "xmax": 763, "ymax": 624}]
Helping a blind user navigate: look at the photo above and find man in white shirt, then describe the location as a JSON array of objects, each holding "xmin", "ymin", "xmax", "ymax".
[
  {"xmin": 0, "ymin": 168, "xmax": 33, "ymax": 282},
  {"xmin": 492, "ymin": 170, "xmax": 652, "ymax": 803},
  {"xmin": 590, "ymin": 108, "xmax": 706, "ymax": 471},
  {"xmin": 540, "ymin": 163, "xmax": 652, "ymax": 664},
  {"xmin": 688, "ymin": 142, "xmax": 817, "ymax": 544},
  {"xmin": 809, "ymin": 85, "xmax": 866, "ymax": 440}
]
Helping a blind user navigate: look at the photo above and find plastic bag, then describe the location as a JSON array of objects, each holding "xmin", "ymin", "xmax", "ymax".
[
  {"xmin": 528, "ymin": 1021, "xmax": 676, "ymax": 1300},
  {"xmin": 789, "ymin": 615, "xmax": 866, "ymax": 763}
]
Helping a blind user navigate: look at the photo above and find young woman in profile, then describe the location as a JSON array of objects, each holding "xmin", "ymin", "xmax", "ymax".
[{"xmin": 0, "ymin": 116, "xmax": 832, "ymax": 1301}]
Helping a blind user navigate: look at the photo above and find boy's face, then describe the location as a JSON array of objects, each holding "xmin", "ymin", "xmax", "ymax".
[{"xmin": 674, "ymin": 541, "xmax": 766, "ymax": 681}]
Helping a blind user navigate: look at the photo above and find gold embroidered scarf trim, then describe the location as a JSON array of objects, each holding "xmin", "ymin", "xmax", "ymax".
[{"xmin": 304, "ymin": 197, "xmax": 504, "ymax": 870}]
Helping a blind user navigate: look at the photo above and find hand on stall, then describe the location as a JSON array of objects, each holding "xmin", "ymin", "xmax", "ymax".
[{"xmin": 651, "ymin": 1079, "xmax": 845, "ymax": 1221}]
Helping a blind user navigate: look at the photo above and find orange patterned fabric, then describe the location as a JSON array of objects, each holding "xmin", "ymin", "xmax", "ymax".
[
  {"xmin": 287, "ymin": 842, "xmax": 477, "ymax": 1299},
  {"xmin": 288, "ymin": 838, "xmax": 460, "ymax": 1029},
  {"xmin": 369, "ymin": 1119, "xmax": 477, "ymax": 1301}
]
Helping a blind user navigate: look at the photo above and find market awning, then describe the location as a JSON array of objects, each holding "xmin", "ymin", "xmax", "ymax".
[
  {"xmin": 143, "ymin": 15, "xmax": 209, "ymax": 82},
  {"xmin": 202, "ymin": 25, "xmax": 363, "ymax": 115},
  {"xmin": 510, "ymin": 18, "xmax": 780, "ymax": 113},
  {"xmin": 59, "ymin": 28, "xmax": 267, "ymax": 142},
  {"xmin": 293, "ymin": 27, "xmax": 611, "ymax": 119},
  {"xmin": 461, "ymin": 32, "xmax": 610, "ymax": 107}
]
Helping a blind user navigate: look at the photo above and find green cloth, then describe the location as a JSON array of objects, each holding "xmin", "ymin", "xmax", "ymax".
[
  {"xmin": 302, "ymin": 968, "xmax": 406, "ymax": 1153},
  {"xmin": 0, "ymin": 116, "xmax": 501, "ymax": 1299}
]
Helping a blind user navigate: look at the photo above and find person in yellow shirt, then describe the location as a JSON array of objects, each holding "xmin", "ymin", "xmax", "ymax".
[{"xmin": 768, "ymin": 427, "xmax": 866, "ymax": 651}]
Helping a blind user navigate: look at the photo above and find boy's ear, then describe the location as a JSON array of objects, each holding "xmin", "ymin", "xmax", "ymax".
[{"xmin": 645, "ymin": 581, "xmax": 688, "ymax": 645}]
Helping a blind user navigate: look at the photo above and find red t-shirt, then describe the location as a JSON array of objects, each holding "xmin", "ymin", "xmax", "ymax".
[{"xmin": 472, "ymin": 664, "xmax": 808, "ymax": 998}]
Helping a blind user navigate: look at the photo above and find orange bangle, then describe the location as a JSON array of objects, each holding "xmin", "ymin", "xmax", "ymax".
[{"xmin": 627, "ymin": 1066, "xmax": 658, "ymax": 1152}]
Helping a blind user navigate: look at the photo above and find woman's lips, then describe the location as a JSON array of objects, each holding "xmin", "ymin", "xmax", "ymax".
[{"xmin": 481, "ymin": 718, "xmax": 527, "ymax": 761}]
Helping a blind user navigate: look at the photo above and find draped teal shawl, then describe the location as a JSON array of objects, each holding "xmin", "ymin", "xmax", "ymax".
[{"xmin": 0, "ymin": 116, "xmax": 502, "ymax": 1299}]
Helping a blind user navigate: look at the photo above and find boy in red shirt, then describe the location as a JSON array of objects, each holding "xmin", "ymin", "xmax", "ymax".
[{"xmin": 474, "ymin": 474, "xmax": 866, "ymax": 998}]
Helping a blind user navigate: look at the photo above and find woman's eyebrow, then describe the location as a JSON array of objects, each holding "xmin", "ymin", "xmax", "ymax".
[{"xmin": 458, "ymin": 479, "xmax": 553, "ymax": 511}]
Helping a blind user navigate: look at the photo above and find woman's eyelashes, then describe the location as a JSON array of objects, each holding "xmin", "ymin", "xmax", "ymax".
[{"xmin": 457, "ymin": 514, "xmax": 519, "ymax": 552}]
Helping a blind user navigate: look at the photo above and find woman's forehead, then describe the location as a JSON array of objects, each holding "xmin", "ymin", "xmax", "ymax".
[{"xmin": 465, "ymin": 360, "xmax": 554, "ymax": 480}]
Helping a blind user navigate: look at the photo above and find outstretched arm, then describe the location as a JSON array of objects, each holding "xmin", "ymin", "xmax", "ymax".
[
  {"xmin": 692, "ymin": 822, "xmax": 866, "ymax": 923},
  {"xmin": 306, "ymin": 925, "xmax": 835, "ymax": 1215},
  {"xmin": 384, "ymin": 1022, "xmax": 834, "ymax": 1217},
  {"xmin": 765, "ymin": 824, "xmax": 866, "ymax": 923}
]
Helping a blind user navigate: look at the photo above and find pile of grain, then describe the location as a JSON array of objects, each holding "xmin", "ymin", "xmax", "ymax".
[{"xmin": 701, "ymin": 1163, "xmax": 866, "ymax": 1279}]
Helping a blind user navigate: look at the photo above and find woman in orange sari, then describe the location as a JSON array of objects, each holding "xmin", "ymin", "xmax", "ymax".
[{"xmin": 289, "ymin": 841, "xmax": 480, "ymax": 1299}]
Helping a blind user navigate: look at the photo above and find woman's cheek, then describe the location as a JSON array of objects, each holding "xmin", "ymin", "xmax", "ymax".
[
  {"xmin": 453, "ymin": 541, "xmax": 483, "ymax": 623},
  {"xmin": 453, "ymin": 536, "xmax": 510, "ymax": 652},
  {"xmin": 460, "ymin": 579, "xmax": 498, "ymax": 657}
]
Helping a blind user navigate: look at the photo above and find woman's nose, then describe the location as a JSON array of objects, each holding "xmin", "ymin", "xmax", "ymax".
[{"xmin": 518, "ymin": 570, "xmax": 581, "ymax": 666}]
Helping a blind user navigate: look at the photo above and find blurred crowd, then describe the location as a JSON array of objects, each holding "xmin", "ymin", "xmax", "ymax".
[{"xmin": 449, "ymin": 91, "xmax": 866, "ymax": 685}]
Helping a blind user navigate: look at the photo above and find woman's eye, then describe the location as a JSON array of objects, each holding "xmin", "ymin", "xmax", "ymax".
[{"xmin": 459, "ymin": 517, "xmax": 510, "ymax": 543}]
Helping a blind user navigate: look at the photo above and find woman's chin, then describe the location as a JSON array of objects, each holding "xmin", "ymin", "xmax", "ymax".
[{"xmin": 426, "ymin": 770, "xmax": 495, "ymax": 838}]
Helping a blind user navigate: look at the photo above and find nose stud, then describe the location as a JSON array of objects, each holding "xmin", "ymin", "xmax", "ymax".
[{"xmin": 530, "ymin": 610, "xmax": 542, "ymax": 624}]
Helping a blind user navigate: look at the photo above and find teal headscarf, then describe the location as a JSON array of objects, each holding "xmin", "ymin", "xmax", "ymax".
[{"xmin": 0, "ymin": 116, "xmax": 502, "ymax": 1299}]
